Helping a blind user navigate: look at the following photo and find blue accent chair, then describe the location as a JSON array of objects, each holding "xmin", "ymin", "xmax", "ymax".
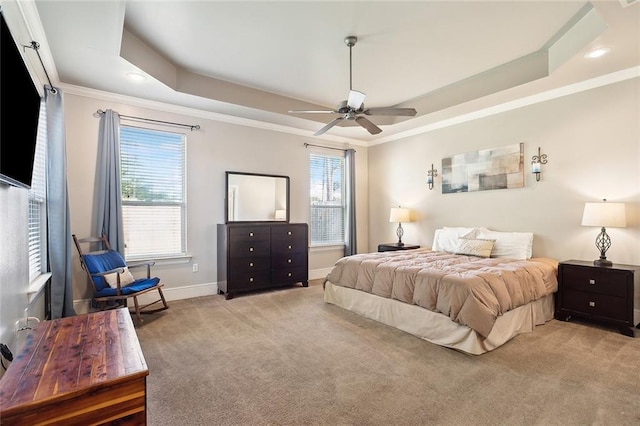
[{"xmin": 73, "ymin": 233, "xmax": 169, "ymax": 322}]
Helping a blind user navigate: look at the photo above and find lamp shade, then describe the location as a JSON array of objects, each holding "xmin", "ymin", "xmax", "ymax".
[
  {"xmin": 581, "ymin": 202, "xmax": 626, "ymax": 228},
  {"xmin": 389, "ymin": 207, "xmax": 411, "ymax": 223}
]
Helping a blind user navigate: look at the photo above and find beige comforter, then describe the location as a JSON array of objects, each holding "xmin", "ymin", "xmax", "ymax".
[{"xmin": 324, "ymin": 249, "xmax": 558, "ymax": 338}]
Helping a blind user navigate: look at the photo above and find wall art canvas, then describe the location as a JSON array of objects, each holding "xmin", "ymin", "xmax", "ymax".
[{"xmin": 442, "ymin": 143, "xmax": 524, "ymax": 193}]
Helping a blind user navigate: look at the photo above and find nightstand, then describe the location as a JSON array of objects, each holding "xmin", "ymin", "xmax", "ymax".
[
  {"xmin": 555, "ymin": 260, "xmax": 639, "ymax": 337},
  {"xmin": 378, "ymin": 243, "xmax": 420, "ymax": 252}
]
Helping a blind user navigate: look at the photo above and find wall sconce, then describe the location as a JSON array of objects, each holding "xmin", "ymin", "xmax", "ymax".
[
  {"xmin": 427, "ymin": 164, "xmax": 438, "ymax": 190},
  {"xmin": 581, "ymin": 199, "xmax": 627, "ymax": 267},
  {"xmin": 389, "ymin": 206, "xmax": 411, "ymax": 246},
  {"xmin": 531, "ymin": 147, "xmax": 548, "ymax": 182}
]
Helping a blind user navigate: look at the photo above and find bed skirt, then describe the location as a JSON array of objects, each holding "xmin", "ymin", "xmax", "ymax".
[{"xmin": 324, "ymin": 281, "xmax": 555, "ymax": 355}]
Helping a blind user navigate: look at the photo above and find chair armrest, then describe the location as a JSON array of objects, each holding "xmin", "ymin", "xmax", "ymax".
[
  {"xmin": 90, "ymin": 267, "xmax": 126, "ymax": 277},
  {"xmin": 127, "ymin": 261, "xmax": 155, "ymax": 279}
]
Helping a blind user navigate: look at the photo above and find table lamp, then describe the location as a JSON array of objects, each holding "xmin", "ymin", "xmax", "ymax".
[
  {"xmin": 581, "ymin": 199, "xmax": 626, "ymax": 267},
  {"xmin": 389, "ymin": 207, "xmax": 411, "ymax": 246}
]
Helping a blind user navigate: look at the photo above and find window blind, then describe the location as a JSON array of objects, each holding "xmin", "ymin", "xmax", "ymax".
[
  {"xmin": 120, "ymin": 126, "xmax": 186, "ymax": 259},
  {"xmin": 28, "ymin": 100, "xmax": 47, "ymax": 282},
  {"xmin": 309, "ymin": 152, "xmax": 345, "ymax": 246}
]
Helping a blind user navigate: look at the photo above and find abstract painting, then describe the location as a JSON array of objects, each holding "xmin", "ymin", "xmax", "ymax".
[{"xmin": 442, "ymin": 143, "xmax": 524, "ymax": 193}]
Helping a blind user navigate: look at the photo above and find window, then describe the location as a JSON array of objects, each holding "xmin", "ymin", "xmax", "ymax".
[
  {"xmin": 120, "ymin": 126, "xmax": 186, "ymax": 259},
  {"xmin": 28, "ymin": 100, "xmax": 47, "ymax": 283},
  {"xmin": 309, "ymin": 152, "xmax": 345, "ymax": 246}
]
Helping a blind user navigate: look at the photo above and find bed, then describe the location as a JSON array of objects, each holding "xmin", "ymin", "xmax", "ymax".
[{"xmin": 323, "ymin": 227, "xmax": 559, "ymax": 355}]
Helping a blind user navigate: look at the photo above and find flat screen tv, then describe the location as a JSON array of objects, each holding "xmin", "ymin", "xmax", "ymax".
[{"xmin": 0, "ymin": 11, "xmax": 42, "ymax": 189}]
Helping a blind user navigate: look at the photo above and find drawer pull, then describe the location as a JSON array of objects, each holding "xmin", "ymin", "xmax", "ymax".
[
  {"xmin": 589, "ymin": 279, "xmax": 596, "ymax": 285},
  {"xmin": 288, "ymin": 272, "xmax": 292, "ymax": 277},
  {"xmin": 249, "ymin": 247, "xmax": 254, "ymax": 252},
  {"xmin": 288, "ymin": 231, "xmax": 292, "ymax": 235},
  {"xmin": 249, "ymin": 262, "xmax": 254, "ymax": 267},
  {"xmin": 249, "ymin": 232, "xmax": 254, "ymax": 237},
  {"xmin": 288, "ymin": 259, "xmax": 292, "ymax": 263},
  {"xmin": 589, "ymin": 301, "xmax": 596, "ymax": 307},
  {"xmin": 249, "ymin": 277, "xmax": 254, "ymax": 282},
  {"xmin": 288, "ymin": 245, "xmax": 292, "ymax": 249}
]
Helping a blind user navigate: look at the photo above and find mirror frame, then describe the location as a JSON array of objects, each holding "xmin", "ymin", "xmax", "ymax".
[{"xmin": 225, "ymin": 171, "xmax": 290, "ymax": 223}]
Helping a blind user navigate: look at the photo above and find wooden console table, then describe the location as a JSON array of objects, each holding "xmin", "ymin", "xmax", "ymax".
[{"xmin": 0, "ymin": 308, "xmax": 148, "ymax": 425}]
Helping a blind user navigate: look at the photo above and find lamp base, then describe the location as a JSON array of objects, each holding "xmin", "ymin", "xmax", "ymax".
[{"xmin": 593, "ymin": 258, "xmax": 613, "ymax": 267}]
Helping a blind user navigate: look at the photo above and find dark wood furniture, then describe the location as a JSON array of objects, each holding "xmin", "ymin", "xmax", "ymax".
[
  {"xmin": 555, "ymin": 259, "xmax": 639, "ymax": 337},
  {"xmin": 378, "ymin": 243, "xmax": 421, "ymax": 252},
  {"xmin": 217, "ymin": 222, "xmax": 309, "ymax": 299},
  {"xmin": 0, "ymin": 308, "xmax": 148, "ymax": 425}
]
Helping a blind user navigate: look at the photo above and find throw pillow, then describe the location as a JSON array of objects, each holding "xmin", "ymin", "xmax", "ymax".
[{"xmin": 103, "ymin": 266, "xmax": 135, "ymax": 288}]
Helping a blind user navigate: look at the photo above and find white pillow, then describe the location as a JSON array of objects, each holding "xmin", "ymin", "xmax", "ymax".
[
  {"xmin": 475, "ymin": 230, "xmax": 533, "ymax": 260},
  {"xmin": 104, "ymin": 266, "xmax": 135, "ymax": 288},
  {"xmin": 432, "ymin": 227, "xmax": 478, "ymax": 252},
  {"xmin": 452, "ymin": 238, "xmax": 495, "ymax": 258}
]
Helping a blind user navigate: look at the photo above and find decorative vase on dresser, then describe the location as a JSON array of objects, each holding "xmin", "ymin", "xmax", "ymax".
[{"xmin": 217, "ymin": 222, "xmax": 309, "ymax": 299}]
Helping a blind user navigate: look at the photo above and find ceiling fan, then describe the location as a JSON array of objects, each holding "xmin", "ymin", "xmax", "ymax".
[{"xmin": 288, "ymin": 36, "xmax": 417, "ymax": 136}]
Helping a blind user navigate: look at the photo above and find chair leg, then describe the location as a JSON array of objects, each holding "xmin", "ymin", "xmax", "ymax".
[
  {"xmin": 158, "ymin": 288, "xmax": 169, "ymax": 309},
  {"xmin": 132, "ymin": 296, "xmax": 143, "ymax": 322}
]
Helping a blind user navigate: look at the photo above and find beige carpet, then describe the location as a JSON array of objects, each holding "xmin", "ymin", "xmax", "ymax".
[{"xmin": 134, "ymin": 280, "xmax": 640, "ymax": 425}]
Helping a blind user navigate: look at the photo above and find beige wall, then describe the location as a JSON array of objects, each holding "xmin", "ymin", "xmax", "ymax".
[
  {"xmin": 64, "ymin": 93, "xmax": 368, "ymax": 305},
  {"xmin": 368, "ymin": 78, "xmax": 640, "ymax": 266}
]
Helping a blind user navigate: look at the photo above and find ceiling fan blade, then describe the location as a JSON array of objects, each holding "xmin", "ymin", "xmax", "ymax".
[
  {"xmin": 363, "ymin": 107, "xmax": 417, "ymax": 116},
  {"xmin": 288, "ymin": 109, "xmax": 339, "ymax": 114},
  {"xmin": 314, "ymin": 117, "xmax": 343, "ymax": 136},
  {"xmin": 355, "ymin": 116, "xmax": 382, "ymax": 135},
  {"xmin": 347, "ymin": 90, "xmax": 366, "ymax": 110}
]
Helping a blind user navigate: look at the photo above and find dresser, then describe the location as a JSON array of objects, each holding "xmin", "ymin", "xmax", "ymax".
[
  {"xmin": 0, "ymin": 308, "xmax": 148, "ymax": 425},
  {"xmin": 555, "ymin": 259, "xmax": 639, "ymax": 337},
  {"xmin": 217, "ymin": 222, "xmax": 309, "ymax": 299}
]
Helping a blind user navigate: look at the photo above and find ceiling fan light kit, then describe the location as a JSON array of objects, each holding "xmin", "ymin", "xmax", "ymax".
[{"xmin": 288, "ymin": 36, "xmax": 417, "ymax": 136}]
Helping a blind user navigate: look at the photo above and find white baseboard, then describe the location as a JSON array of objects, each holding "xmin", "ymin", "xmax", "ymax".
[
  {"xmin": 73, "ymin": 269, "xmax": 333, "ymax": 313},
  {"xmin": 73, "ymin": 282, "xmax": 219, "ymax": 314},
  {"xmin": 309, "ymin": 268, "xmax": 332, "ymax": 280}
]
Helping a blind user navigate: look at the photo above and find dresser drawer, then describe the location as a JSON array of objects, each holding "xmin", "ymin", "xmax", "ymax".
[
  {"xmin": 562, "ymin": 265, "xmax": 628, "ymax": 297},
  {"xmin": 229, "ymin": 226, "xmax": 270, "ymax": 242},
  {"xmin": 272, "ymin": 239, "xmax": 307, "ymax": 255},
  {"xmin": 271, "ymin": 252, "xmax": 307, "ymax": 269},
  {"xmin": 272, "ymin": 267, "xmax": 308, "ymax": 284},
  {"xmin": 229, "ymin": 269, "xmax": 271, "ymax": 289},
  {"xmin": 563, "ymin": 289, "xmax": 627, "ymax": 322},
  {"xmin": 271, "ymin": 225, "xmax": 307, "ymax": 241},
  {"xmin": 229, "ymin": 240, "xmax": 270, "ymax": 258},
  {"xmin": 229, "ymin": 256, "xmax": 270, "ymax": 272}
]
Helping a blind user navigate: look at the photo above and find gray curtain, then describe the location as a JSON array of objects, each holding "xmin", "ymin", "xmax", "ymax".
[
  {"xmin": 344, "ymin": 148, "xmax": 357, "ymax": 256},
  {"xmin": 45, "ymin": 86, "xmax": 76, "ymax": 318},
  {"xmin": 94, "ymin": 109, "xmax": 125, "ymax": 254}
]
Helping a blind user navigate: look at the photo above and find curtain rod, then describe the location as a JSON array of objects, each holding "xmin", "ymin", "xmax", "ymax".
[
  {"xmin": 96, "ymin": 109, "xmax": 201, "ymax": 131},
  {"xmin": 303, "ymin": 143, "xmax": 354, "ymax": 152},
  {"xmin": 24, "ymin": 41, "xmax": 57, "ymax": 94}
]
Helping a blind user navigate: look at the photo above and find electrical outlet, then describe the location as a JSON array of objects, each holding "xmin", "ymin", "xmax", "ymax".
[{"xmin": 192, "ymin": 263, "xmax": 199, "ymax": 272}]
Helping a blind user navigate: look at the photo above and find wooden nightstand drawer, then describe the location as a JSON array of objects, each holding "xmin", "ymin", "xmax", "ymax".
[
  {"xmin": 562, "ymin": 266, "xmax": 628, "ymax": 297},
  {"xmin": 563, "ymin": 289, "xmax": 627, "ymax": 322}
]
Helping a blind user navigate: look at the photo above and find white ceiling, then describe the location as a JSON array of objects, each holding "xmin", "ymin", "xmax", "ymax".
[{"xmin": 20, "ymin": 0, "xmax": 640, "ymax": 143}]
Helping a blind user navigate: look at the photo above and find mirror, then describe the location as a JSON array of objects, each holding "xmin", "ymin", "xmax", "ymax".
[{"xmin": 225, "ymin": 171, "xmax": 290, "ymax": 223}]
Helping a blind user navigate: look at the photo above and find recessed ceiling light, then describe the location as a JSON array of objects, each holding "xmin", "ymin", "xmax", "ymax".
[
  {"xmin": 126, "ymin": 72, "xmax": 147, "ymax": 81},
  {"xmin": 584, "ymin": 47, "xmax": 611, "ymax": 59}
]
